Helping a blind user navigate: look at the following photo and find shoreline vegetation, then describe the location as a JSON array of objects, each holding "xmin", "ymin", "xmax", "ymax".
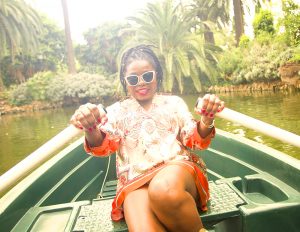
[{"xmin": 1, "ymin": 80, "xmax": 299, "ymax": 116}]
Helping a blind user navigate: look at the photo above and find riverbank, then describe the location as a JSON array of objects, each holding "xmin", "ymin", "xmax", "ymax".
[
  {"xmin": 208, "ymin": 80, "xmax": 300, "ymax": 93},
  {"xmin": 0, "ymin": 77, "xmax": 300, "ymax": 116},
  {"xmin": 0, "ymin": 99, "xmax": 61, "ymax": 116},
  {"xmin": 209, "ymin": 63, "xmax": 300, "ymax": 93}
]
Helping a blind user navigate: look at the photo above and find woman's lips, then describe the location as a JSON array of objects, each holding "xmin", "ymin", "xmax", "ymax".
[{"xmin": 136, "ymin": 88, "xmax": 149, "ymax": 95}]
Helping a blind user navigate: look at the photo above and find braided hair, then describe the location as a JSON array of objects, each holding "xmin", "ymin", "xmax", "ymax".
[{"xmin": 119, "ymin": 45, "xmax": 163, "ymax": 94}]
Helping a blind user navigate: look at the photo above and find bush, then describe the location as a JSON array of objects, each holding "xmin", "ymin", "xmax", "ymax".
[
  {"xmin": 255, "ymin": 31, "xmax": 274, "ymax": 45},
  {"xmin": 46, "ymin": 72, "xmax": 115, "ymax": 104},
  {"xmin": 9, "ymin": 71, "xmax": 55, "ymax": 105},
  {"xmin": 253, "ymin": 9, "xmax": 275, "ymax": 37},
  {"xmin": 218, "ymin": 41, "xmax": 293, "ymax": 84},
  {"xmin": 217, "ymin": 48, "xmax": 244, "ymax": 80},
  {"xmin": 10, "ymin": 84, "xmax": 32, "ymax": 106},
  {"xmin": 26, "ymin": 71, "xmax": 54, "ymax": 101},
  {"xmin": 239, "ymin": 35, "xmax": 250, "ymax": 48},
  {"xmin": 9, "ymin": 72, "xmax": 116, "ymax": 106}
]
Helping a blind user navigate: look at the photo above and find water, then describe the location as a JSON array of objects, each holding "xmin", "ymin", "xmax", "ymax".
[
  {"xmin": 0, "ymin": 107, "xmax": 77, "ymax": 175},
  {"xmin": 183, "ymin": 92, "xmax": 300, "ymax": 159},
  {"xmin": 0, "ymin": 92, "xmax": 299, "ymax": 175}
]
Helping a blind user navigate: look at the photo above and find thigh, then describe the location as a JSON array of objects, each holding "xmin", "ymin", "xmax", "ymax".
[
  {"xmin": 149, "ymin": 164, "xmax": 198, "ymax": 200},
  {"xmin": 123, "ymin": 185, "xmax": 166, "ymax": 232}
]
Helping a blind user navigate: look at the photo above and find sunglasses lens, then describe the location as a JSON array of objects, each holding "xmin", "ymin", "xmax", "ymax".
[
  {"xmin": 126, "ymin": 75, "xmax": 139, "ymax": 86},
  {"xmin": 142, "ymin": 72, "xmax": 154, "ymax": 83}
]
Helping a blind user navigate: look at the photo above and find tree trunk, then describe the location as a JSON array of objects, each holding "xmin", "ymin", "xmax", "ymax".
[
  {"xmin": 233, "ymin": 0, "xmax": 244, "ymax": 46},
  {"xmin": 0, "ymin": 62, "xmax": 4, "ymax": 90},
  {"xmin": 204, "ymin": 25, "xmax": 215, "ymax": 44},
  {"xmin": 61, "ymin": 0, "xmax": 76, "ymax": 74},
  {"xmin": 0, "ymin": 75, "xmax": 4, "ymax": 91}
]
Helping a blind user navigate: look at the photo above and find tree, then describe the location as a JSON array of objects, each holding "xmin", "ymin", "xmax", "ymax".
[
  {"xmin": 61, "ymin": 0, "xmax": 76, "ymax": 74},
  {"xmin": 189, "ymin": 0, "xmax": 268, "ymax": 45},
  {"xmin": 127, "ymin": 0, "xmax": 220, "ymax": 93},
  {"xmin": 253, "ymin": 9, "xmax": 275, "ymax": 37},
  {"xmin": 189, "ymin": 0, "xmax": 231, "ymax": 44},
  {"xmin": 280, "ymin": 0, "xmax": 300, "ymax": 46},
  {"xmin": 76, "ymin": 22, "xmax": 131, "ymax": 74},
  {"xmin": 0, "ymin": 16, "xmax": 66, "ymax": 86},
  {"xmin": 0, "ymin": 0, "xmax": 42, "ymax": 89}
]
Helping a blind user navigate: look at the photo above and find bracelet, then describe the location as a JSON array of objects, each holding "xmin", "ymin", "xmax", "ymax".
[{"xmin": 200, "ymin": 117, "xmax": 215, "ymax": 129}]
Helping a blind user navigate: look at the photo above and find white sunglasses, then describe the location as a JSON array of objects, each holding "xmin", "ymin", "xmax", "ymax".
[{"xmin": 124, "ymin": 71, "xmax": 156, "ymax": 86}]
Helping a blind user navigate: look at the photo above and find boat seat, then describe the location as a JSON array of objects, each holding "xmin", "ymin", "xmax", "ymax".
[{"xmin": 72, "ymin": 181, "xmax": 246, "ymax": 232}]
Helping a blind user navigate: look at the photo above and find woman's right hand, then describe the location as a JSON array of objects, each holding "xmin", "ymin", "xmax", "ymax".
[{"xmin": 70, "ymin": 103, "xmax": 107, "ymax": 133}]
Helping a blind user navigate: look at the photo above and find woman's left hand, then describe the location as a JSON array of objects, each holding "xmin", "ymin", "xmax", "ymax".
[{"xmin": 195, "ymin": 94, "xmax": 225, "ymax": 124}]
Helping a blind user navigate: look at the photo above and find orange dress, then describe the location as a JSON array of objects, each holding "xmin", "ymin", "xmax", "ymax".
[{"xmin": 84, "ymin": 94, "xmax": 215, "ymax": 221}]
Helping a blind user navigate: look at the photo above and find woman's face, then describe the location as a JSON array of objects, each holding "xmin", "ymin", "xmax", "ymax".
[{"xmin": 124, "ymin": 59, "xmax": 157, "ymax": 105}]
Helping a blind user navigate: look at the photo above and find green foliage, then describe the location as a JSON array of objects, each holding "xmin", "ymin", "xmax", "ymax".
[
  {"xmin": 47, "ymin": 72, "xmax": 115, "ymax": 104},
  {"xmin": 0, "ymin": 0, "xmax": 42, "ymax": 57},
  {"xmin": 9, "ymin": 84, "xmax": 32, "ymax": 106},
  {"xmin": 36, "ymin": 16, "xmax": 66, "ymax": 70},
  {"xmin": 279, "ymin": 0, "xmax": 300, "ymax": 46},
  {"xmin": 239, "ymin": 34, "xmax": 250, "ymax": 48},
  {"xmin": 26, "ymin": 71, "xmax": 54, "ymax": 101},
  {"xmin": 279, "ymin": 46, "xmax": 300, "ymax": 65},
  {"xmin": 255, "ymin": 31, "xmax": 274, "ymax": 45},
  {"xmin": 253, "ymin": 9, "xmax": 275, "ymax": 37},
  {"xmin": 9, "ymin": 72, "xmax": 115, "ymax": 106},
  {"xmin": 0, "ymin": 15, "xmax": 66, "ymax": 87},
  {"xmin": 218, "ymin": 40, "xmax": 295, "ymax": 84},
  {"xmin": 9, "ymin": 71, "xmax": 54, "ymax": 105},
  {"xmin": 218, "ymin": 48, "xmax": 244, "ymax": 80},
  {"xmin": 76, "ymin": 22, "xmax": 131, "ymax": 75}
]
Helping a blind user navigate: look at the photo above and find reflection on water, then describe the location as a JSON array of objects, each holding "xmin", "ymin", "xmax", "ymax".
[
  {"xmin": 182, "ymin": 91, "xmax": 300, "ymax": 159},
  {"xmin": 0, "ymin": 92, "xmax": 299, "ymax": 175},
  {"xmin": 0, "ymin": 107, "xmax": 76, "ymax": 175}
]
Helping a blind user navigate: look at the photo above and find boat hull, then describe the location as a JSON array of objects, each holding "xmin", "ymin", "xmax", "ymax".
[{"xmin": 0, "ymin": 130, "xmax": 299, "ymax": 232}]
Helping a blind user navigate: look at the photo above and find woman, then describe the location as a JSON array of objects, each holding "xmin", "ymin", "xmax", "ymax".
[{"xmin": 70, "ymin": 45, "xmax": 224, "ymax": 232}]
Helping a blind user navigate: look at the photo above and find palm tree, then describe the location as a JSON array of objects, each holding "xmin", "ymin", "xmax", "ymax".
[
  {"xmin": 190, "ymin": 0, "xmax": 268, "ymax": 45},
  {"xmin": 0, "ymin": 0, "xmax": 42, "ymax": 89},
  {"xmin": 127, "ymin": 0, "xmax": 220, "ymax": 93},
  {"xmin": 61, "ymin": 0, "xmax": 76, "ymax": 74},
  {"xmin": 189, "ymin": 0, "xmax": 231, "ymax": 44}
]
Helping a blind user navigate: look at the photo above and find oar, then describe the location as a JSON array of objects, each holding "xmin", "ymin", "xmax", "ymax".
[{"xmin": 216, "ymin": 108, "xmax": 300, "ymax": 148}]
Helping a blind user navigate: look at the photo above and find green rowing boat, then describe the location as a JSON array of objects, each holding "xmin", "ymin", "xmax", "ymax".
[
  {"xmin": 0, "ymin": 128, "xmax": 299, "ymax": 232},
  {"xmin": 1, "ymin": 106, "xmax": 300, "ymax": 232}
]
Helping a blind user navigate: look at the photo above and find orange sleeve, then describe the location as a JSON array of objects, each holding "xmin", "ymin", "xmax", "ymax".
[
  {"xmin": 84, "ymin": 134, "xmax": 119, "ymax": 157},
  {"xmin": 185, "ymin": 121, "xmax": 215, "ymax": 150}
]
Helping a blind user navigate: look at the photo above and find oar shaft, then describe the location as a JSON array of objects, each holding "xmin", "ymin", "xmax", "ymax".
[{"xmin": 216, "ymin": 108, "xmax": 300, "ymax": 148}]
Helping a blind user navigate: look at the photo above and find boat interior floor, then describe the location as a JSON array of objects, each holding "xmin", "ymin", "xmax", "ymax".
[{"xmin": 11, "ymin": 180, "xmax": 246, "ymax": 232}]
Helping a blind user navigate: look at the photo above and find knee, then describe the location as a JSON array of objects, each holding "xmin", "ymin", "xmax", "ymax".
[
  {"xmin": 148, "ymin": 180, "xmax": 185, "ymax": 210},
  {"xmin": 127, "ymin": 225, "xmax": 158, "ymax": 232}
]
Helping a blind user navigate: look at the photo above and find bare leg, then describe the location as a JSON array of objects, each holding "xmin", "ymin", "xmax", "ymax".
[
  {"xmin": 123, "ymin": 185, "xmax": 167, "ymax": 232},
  {"xmin": 148, "ymin": 165, "xmax": 205, "ymax": 232}
]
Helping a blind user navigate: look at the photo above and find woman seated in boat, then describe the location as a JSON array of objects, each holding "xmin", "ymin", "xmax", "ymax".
[{"xmin": 70, "ymin": 45, "xmax": 224, "ymax": 232}]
